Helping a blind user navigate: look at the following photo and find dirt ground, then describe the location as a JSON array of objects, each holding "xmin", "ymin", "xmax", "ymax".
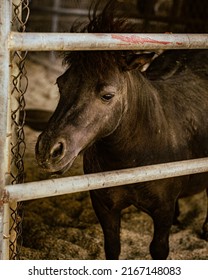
[{"xmin": 19, "ymin": 56, "xmax": 208, "ymax": 260}]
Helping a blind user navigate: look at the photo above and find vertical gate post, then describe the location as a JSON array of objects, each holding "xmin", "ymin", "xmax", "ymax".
[
  {"xmin": 9, "ymin": 0, "xmax": 23, "ymax": 260},
  {"xmin": 0, "ymin": 0, "xmax": 12, "ymax": 260}
]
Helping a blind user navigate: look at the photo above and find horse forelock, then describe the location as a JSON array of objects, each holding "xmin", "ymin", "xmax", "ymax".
[
  {"xmin": 70, "ymin": 0, "xmax": 137, "ymax": 34},
  {"xmin": 63, "ymin": 0, "xmax": 138, "ymax": 73}
]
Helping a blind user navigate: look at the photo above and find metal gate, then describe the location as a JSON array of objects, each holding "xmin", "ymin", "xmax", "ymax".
[{"xmin": 0, "ymin": 0, "xmax": 208, "ymax": 260}]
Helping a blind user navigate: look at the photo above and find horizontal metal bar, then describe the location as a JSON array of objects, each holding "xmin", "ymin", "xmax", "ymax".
[
  {"xmin": 9, "ymin": 32, "xmax": 208, "ymax": 51},
  {"xmin": 31, "ymin": 6, "xmax": 89, "ymax": 16},
  {"xmin": 5, "ymin": 157, "xmax": 208, "ymax": 202}
]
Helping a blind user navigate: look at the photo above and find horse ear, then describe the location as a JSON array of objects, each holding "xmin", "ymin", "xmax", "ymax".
[{"xmin": 122, "ymin": 52, "xmax": 156, "ymax": 72}]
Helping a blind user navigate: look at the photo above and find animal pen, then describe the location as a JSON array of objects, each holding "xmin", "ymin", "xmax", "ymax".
[{"xmin": 0, "ymin": 0, "xmax": 208, "ymax": 260}]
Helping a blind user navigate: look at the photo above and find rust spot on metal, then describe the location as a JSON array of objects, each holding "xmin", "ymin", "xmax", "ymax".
[
  {"xmin": 0, "ymin": 189, "xmax": 10, "ymax": 204},
  {"xmin": 112, "ymin": 34, "xmax": 171, "ymax": 46}
]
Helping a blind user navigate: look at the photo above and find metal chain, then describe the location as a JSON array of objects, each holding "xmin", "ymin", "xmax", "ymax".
[
  {"xmin": 9, "ymin": 0, "xmax": 30, "ymax": 260},
  {"xmin": 12, "ymin": 0, "xmax": 30, "ymax": 32}
]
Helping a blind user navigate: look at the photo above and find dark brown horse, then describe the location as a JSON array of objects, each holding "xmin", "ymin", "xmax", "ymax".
[{"xmin": 35, "ymin": 1, "xmax": 208, "ymax": 259}]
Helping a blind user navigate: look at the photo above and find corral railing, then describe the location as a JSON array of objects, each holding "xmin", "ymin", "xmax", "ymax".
[{"xmin": 0, "ymin": 0, "xmax": 208, "ymax": 260}]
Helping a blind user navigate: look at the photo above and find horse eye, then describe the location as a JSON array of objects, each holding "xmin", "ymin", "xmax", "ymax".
[{"xmin": 101, "ymin": 93, "xmax": 114, "ymax": 102}]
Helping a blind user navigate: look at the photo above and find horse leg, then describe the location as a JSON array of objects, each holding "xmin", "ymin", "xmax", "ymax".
[
  {"xmin": 202, "ymin": 188, "xmax": 208, "ymax": 241},
  {"xmin": 149, "ymin": 204, "xmax": 175, "ymax": 260},
  {"xmin": 90, "ymin": 191, "xmax": 121, "ymax": 260}
]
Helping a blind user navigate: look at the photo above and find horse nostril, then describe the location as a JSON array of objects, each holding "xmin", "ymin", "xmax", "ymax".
[{"xmin": 50, "ymin": 141, "xmax": 65, "ymax": 160}]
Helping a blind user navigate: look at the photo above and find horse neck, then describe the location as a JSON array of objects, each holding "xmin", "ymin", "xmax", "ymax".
[{"xmin": 97, "ymin": 71, "xmax": 169, "ymax": 162}]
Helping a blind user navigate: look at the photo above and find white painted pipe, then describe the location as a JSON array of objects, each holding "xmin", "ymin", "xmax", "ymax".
[
  {"xmin": 9, "ymin": 32, "xmax": 208, "ymax": 51},
  {"xmin": 5, "ymin": 157, "xmax": 208, "ymax": 203}
]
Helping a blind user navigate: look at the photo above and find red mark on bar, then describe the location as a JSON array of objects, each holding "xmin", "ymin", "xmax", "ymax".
[{"xmin": 112, "ymin": 34, "xmax": 171, "ymax": 45}]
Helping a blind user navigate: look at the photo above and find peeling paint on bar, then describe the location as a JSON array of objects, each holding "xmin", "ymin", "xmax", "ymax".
[{"xmin": 111, "ymin": 34, "xmax": 171, "ymax": 45}]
